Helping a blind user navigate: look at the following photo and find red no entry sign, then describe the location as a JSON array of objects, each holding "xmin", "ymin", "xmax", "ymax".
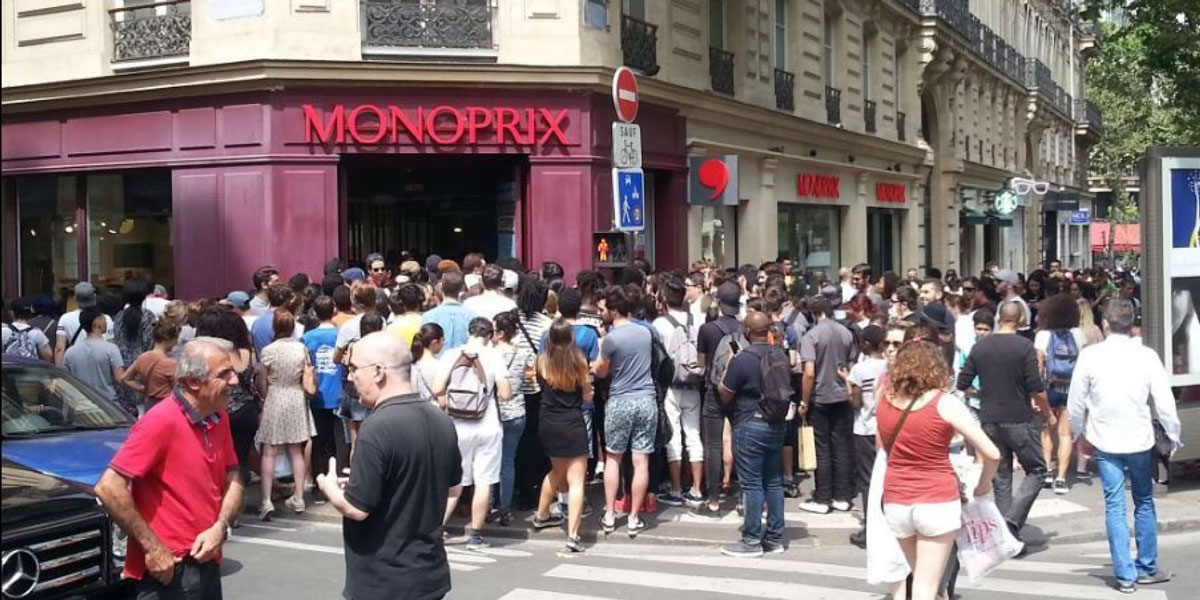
[{"xmin": 612, "ymin": 67, "xmax": 639, "ymax": 123}]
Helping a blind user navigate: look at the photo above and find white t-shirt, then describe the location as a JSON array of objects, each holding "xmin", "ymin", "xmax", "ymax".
[
  {"xmin": 435, "ymin": 340, "xmax": 506, "ymax": 433},
  {"xmin": 335, "ymin": 314, "xmax": 364, "ymax": 350},
  {"xmin": 848, "ymin": 356, "xmax": 888, "ymax": 436},
  {"xmin": 56, "ymin": 310, "xmax": 115, "ymax": 347},
  {"xmin": 241, "ymin": 314, "xmax": 259, "ymax": 333},
  {"xmin": 1034, "ymin": 327, "xmax": 1087, "ymax": 355},
  {"xmin": 652, "ymin": 308, "xmax": 698, "ymax": 353},
  {"xmin": 142, "ymin": 297, "xmax": 169, "ymax": 317},
  {"xmin": 462, "ymin": 291, "xmax": 517, "ymax": 322}
]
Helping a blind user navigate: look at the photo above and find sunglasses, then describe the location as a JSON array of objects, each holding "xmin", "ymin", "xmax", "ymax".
[
  {"xmin": 371, "ymin": 267, "xmax": 388, "ymax": 273},
  {"xmin": 883, "ymin": 340, "xmax": 904, "ymax": 348},
  {"xmin": 1012, "ymin": 178, "xmax": 1050, "ymax": 196}
]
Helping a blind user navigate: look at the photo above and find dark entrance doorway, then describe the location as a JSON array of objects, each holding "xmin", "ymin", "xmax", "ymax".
[{"xmin": 343, "ymin": 156, "xmax": 520, "ymax": 264}]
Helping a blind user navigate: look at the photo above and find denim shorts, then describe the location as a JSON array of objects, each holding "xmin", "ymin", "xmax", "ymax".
[
  {"xmin": 1047, "ymin": 388, "xmax": 1069, "ymax": 409},
  {"xmin": 604, "ymin": 396, "xmax": 657, "ymax": 455}
]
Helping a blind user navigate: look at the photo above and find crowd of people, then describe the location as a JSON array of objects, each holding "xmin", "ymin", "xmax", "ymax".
[{"xmin": 2, "ymin": 251, "xmax": 1184, "ymax": 600}]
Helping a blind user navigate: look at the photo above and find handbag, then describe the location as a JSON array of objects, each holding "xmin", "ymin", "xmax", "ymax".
[
  {"xmin": 1152, "ymin": 420, "xmax": 1173, "ymax": 459},
  {"xmin": 302, "ymin": 354, "xmax": 318, "ymax": 397},
  {"xmin": 865, "ymin": 394, "xmax": 923, "ymax": 586},
  {"xmin": 956, "ymin": 492, "xmax": 1024, "ymax": 581},
  {"xmin": 798, "ymin": 418, "xmax": 817, "ymax": 471}
]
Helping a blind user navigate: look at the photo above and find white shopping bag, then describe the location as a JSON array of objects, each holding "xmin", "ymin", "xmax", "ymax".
[
  {"xmin": 866, "ymin": 450, "xmax": 911, "ymax": 585},
  {"xmin": 956, "ymin": 492, "xmax": 1023, "ymax": 581},
  {"xmin": 274, "ymin": 452, "xmax": 293, "ymax": 479}
]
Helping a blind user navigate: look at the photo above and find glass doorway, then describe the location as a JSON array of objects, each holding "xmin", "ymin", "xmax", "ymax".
[{"xmin": 867, "ymin": 208, "xmax": 901, "ymax": 275}]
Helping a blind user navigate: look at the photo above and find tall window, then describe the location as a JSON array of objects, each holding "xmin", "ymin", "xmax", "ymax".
[
  {"xmin": 710, "ymin": 0, "xmax": 725, "ymax": 50},
  {"xmin": 822, "ymin": 13, "xmax": 836, "ymax": 85},
  {"xmin": 774, "ymin": 0, "xmax": 788, "ymax": 69},
  {"xmin": 894, "ymin": 43, "xmax": 905, "ymax": 108},
  {"xmin": 622, "ymin": 0, "xmax": 645, "ymax": 19},
  {"xmin": 861, "ymin": 26, "xmax": 875, "ymax": 100}
]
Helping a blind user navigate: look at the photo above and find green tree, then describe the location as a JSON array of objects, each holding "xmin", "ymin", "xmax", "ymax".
[{"xmin": 1082, "ymin": 7, "xmax": 1200, "ymax": 223}]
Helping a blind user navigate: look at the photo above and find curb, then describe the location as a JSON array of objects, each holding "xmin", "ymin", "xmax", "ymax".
[{"xmin": 1023, "ymin": 516, "xmax": 1200, "ymax": 548}]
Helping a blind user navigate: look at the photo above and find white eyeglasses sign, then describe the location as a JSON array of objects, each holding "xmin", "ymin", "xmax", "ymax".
[{"xmin": 1010, "ymin": 177, "xmax": 1050, "ymax": 196}]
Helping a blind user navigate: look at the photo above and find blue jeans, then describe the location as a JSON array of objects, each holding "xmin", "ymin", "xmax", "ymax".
[
  {"xmin": 494, "ymin": 416, "xmax": 526, "ymax": 512},
  {"xmin": 734, "ymin": 417, "xmax": 786, "ymax": 546},
  {"xmin": 1096, "ymin": 449, "xmax": 1159, "ymax": 585}
]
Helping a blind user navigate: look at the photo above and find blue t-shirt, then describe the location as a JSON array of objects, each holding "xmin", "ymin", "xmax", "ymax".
[
  {"xmin": 600, "ymin": 321, "xmax": 657, "ymax": 402},
  {"xmin": 540, "ymin": 324, "xmax": 600, "ymax": 362},
  {"xmin": 303, "ymin": 325, "xmax": 342, "ymax": 410},
  {"xmin": 251, "ymin": 309, "xmax": 276, "ymax": 356}
]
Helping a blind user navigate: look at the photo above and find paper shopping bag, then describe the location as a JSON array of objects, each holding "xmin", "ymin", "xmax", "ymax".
[
  {"xmin": 956, "ymin": 492, "xmax": 1024, "ymax": 581},
  {"xmin": 866, "ymin": 450, "xmax": 910, "ymax": 585},
  {"xmin": 799, "ymin": 419, "xmax": 817, "ymax": 471}
]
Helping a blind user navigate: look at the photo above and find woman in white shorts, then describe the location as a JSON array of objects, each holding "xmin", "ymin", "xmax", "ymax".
[{"xmin": 876, "ymin": 338, "xmax": 1000, "ymax": 600}]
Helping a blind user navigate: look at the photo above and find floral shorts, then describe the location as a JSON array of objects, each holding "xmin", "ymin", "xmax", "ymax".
[{"xmin": 604, "ymin": 396, "xmax": 658, "ymax": 455}]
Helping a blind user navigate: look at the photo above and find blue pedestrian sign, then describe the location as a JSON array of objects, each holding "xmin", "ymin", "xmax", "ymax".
[{"xmin": 613, "ymin": 168, "xmax": 645, "ymax": 232}]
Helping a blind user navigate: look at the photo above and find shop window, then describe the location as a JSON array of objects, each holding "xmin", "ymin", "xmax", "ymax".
[
  {"xmin": 86, "ymin": 172, "xmax": 173, "ymax": 293},
  {"xmin": 778, "ymin": 205, "xmax": 839, "ymax": 284},
  {"xmin": 700, "ymin": 205, "xmax": 733, "ymax": 268},
  {"xmin": 16, "ymin": 176, "xmax": 81, "ymax": 298}
]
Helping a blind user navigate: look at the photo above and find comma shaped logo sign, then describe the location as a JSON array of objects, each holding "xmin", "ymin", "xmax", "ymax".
[
  {"xmin": 688, "ymin": 155, "xmax": 739, "ymax": 206},
  {"xmin": 698, "ymin": 159, "xmax": 730, "ymax": 201}
]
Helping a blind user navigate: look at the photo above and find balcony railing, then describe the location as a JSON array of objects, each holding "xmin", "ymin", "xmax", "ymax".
[
  {"xmin": 774, "ymin": 68, "xmax": 795, "ymax": 112},
  {"xmin": 825, "ymin": 86, "xmax": 842, "ymax": 125},
  {"xmin": 897, "ymin": 0, "xmax": 920, "ymax": 13},
  {"xmin": 920, "ymin": 1, "xmax": 1027, "ymax": 87},
  {"xmin": 362, "ymin": 0, "xmax": 495, "ymax": 50},
  {"xmin": 709, "ymin": 47, "xmax": 735, "ymax": 95},
  {"xmin": 110, "ymin": 0, "xmax": 191, "ymax": 62},
  {"xmin": 864, "ymin": 99, "xmax": 877, "ymax": 133},
  {"xmin": 621, "ymin": 14, "xmax": 660, "ymax": 75},
  {"xmin": 1075, "ymin": 98, "xmax": 1104, "ymax": 134},
  {"xmin": 897, "ymin": 111, "xmax": 906, "ymax": 142}
]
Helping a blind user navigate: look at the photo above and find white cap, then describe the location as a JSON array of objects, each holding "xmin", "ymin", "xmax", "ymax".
[
  {"xmin": 464, "ymin": 273, "xmax": 482, "ymax": 289},
  {"xmin": 502, "ymin": 269, "xmax": 519, "ymax": 291}
]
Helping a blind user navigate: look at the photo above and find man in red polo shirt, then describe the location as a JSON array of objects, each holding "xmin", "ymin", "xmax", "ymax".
[{"xmin": 95, "ymin": 339, "xmax": 244, "ymax": 600}]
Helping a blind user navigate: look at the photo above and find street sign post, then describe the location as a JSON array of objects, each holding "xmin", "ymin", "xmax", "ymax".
[
  {"xmin": 613, "ymin": 168, "xmax": 645, "ymax": 232},
  {"xmin": 612, "ymin": 67, "xmax": 639, "ymax": 123},
  {"xmin": 612, "ymin": 122, "xmax": 642, "ymax": 168}
]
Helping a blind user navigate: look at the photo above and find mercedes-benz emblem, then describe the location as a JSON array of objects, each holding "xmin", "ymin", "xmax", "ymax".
[{"xmin": 1, "ymin": 548, "xmax": 40, "ymax": 599}]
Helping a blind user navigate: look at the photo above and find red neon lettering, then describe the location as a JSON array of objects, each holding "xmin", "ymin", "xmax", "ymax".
[
  {"xmin": 303, "ymin": 104, "xmax": 344, "ymax": 144},
  {"xmin": 538, "ymin": 108, "xmax": 569, "ymax": 146},
  {"xmin": 348, "ymin": 105, "xmax": 387, "ymax": 144},
  {"xmin": 494, "ymin": 108, "xmax": 523, "ymax": 145},
  {"xmin": 525, "ymin": 108, "xmax": 537, "ymax": 146},
  {"xmin": 466, "ymin": 107, "xmax": 493, "ymax": 144},
  {"xmin": 797, "ymin": 174, "xmax": 840, "ymax": 199},
  {"xmin": 389, "ymin": 106, "xmax": 424, "ymax": 143},
  {"xmin": 876, "ymin": 183, "xmax": 906, "ymax": 203},
  {"xmin": 425, "ymin": 106, "xmax": 465, "ymax": 145}
]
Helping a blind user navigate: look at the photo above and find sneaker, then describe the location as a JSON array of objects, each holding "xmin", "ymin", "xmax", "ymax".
[
  {"xmin": 498, "ymin": 511, "xmax": 513, "ymax": 527},
  {"xmin": 736, "ymin": 503, "xmax": 745, "ymax": 517},
  {"xmin": 466, "ymin": 531, "xmax": 489, "ymax": 551},
  {"xmin": 627, "ymin": 516, "xmax": 647, "ymax": 538},
  {"xmin": 1136, "ymin": 572, "xmax": 1172, "ymax": 585},
  {"xmin": 1043, "ymin": 474, "xmax": 1054, "ymax": 488},
  {"xmin": 565, "ymin": 536, "xmax": 585, "ymax": 553},
  {"xmin": 657, "ymin": 491, "xmax": 686, "ymax": 507},
  {"xmin": 285, "ymin": 496, "xmax": 305, "ymax": 514},
  {"xmin": 799, "ymin": 501, "xmax": 830, "ymax": 514},
  {"xmin": 533, "ymin": 513, "xmax": 566, "ymax": 529},
  {"xmin": 258, "ymin": 501, "xmax": 275, "ymax": 522},
  {"xmin": 550, "ymin": 503, "xmax": 565, "ymax": 519},
  {"xmin": 831, "ymin": 500, "xmax": 852, "ymax": 512},
  {"xmin": 1052, "ymin": 479, "xmax": 1069, "ymax": 495},
  {"xmin": 849, "ymin": 529, "xmax": 867, "ymax": 548},
  {"xmin": 720, "ymin": 541, "xmax": 764, "ymax": 558},
  {"xmin": 599, "ymin": 513, "xmax": 617, "ymax": 534},
  {"xmin": 312, "ymin": 490, "xmax": 327, "ymax": 506},
  {"xmin": 485, "ymin": 508, "xmax": 501, "ymax": 524},
  {"xmin": 690, "ymin": 502, "xmax": 722, "ymax": 521},
  {"xmin": 783, "ymin": 482, "xmax": 801, "ymax": 498},
  {"xmin": 683, "ymin": 491, "xmax": 705, "ymax": 507},
  {"xmin": 1116, "ymin": 581, "xmax": 1136, "ymax": 594},
  {"xmin": 761, "ymin": 540, "xmax": 786, "ymax": 554}
]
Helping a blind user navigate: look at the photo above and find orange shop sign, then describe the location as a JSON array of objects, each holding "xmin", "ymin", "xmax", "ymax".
[
  {"xmin": 796, "ymin": 173, "xmax": 840, "ymax": 199},
  {"xmin": 876, "ymin": 183, "xmax": 906, "ymax": 203}
]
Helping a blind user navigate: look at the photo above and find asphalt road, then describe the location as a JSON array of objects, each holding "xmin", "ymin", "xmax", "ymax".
[{"xmin": 192, "ymin": 519, "xmax": 1199, "ymax": 600}]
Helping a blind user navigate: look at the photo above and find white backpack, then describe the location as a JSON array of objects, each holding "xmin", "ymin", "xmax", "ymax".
[
  {"xmin": 662, "ymin": 312, "xmax": 703, "ymax": 386},
  {"xmin": 445, "ymin": 352, "xmax": 491, "ymax": 420}
]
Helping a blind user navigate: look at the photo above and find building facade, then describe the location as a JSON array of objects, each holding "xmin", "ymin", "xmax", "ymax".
[{"xmin": 1, "ymin": 0, "xmax": 1101, "ymax": 299}]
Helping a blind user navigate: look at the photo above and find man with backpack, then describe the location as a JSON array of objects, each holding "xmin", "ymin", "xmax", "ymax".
[
  {"xmin": 652, "ymin": 276, "xmax": 705, "ymax": 507},
  {"xmin": 55, "ymin": 282, "xmax": 114, "ymax": 366},
  {"xmin": 717, "ymin": 311, "xmax": 792, "ymax": 557},
  {"xmin": 3, "ymin": 297, "xmax": 54, "ymax": 362},
  {"xmin": 798, "ymin": 295, "xmax": 858, "ymax": 515},
  {"xmin": 692, "ymin": 281, "xmax": 747, "ymax": 519},
  {"xmin": 431, "ymin": 317, "xmax": 512, "ymax": 551}
]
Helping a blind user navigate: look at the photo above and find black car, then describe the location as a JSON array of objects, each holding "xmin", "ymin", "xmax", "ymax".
[{"xmin": 1, "ymin": 460, "xmax": 122, "ymax": 599}]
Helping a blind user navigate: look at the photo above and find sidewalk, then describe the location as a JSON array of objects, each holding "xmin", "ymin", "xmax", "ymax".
[{"xmin": 240, "ymin": 467, "xmax": 1200, "ymax": 549}]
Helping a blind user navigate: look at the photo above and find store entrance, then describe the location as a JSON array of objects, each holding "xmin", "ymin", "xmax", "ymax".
[{"xmin": 344, "ymin": 157, "xmax": 519, "ymax": 264}]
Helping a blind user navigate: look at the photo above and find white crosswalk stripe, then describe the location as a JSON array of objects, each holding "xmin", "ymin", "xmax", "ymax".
[
  {"xmin": 228, "ymin": 533, "xmax": 532, "ymax": 573},
  {"xmin": 491, "ymin": 546, "xmax": 1165, "ymax": 600}
]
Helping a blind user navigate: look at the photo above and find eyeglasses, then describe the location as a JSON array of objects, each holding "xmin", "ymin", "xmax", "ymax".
[
  {"xmin": 347, "ymin": 362, "xmax": 401, "ymax": 376},
  {"xmin": 883, "ymin": 340, "xmax": 904, "ymax": 348},
  {"xmin": 1011, "ymin": 178, "xmax": 1050, "ymax": 196},
  {"xmin": 962, "ymin": 286, "xmax": 977, "ymax": 292}
]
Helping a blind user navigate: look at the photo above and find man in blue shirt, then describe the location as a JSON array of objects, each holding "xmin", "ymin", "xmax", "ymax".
[
  {"xmin": 303, "ymin": 295, "xmax": 343, "ymax": 502},
  {"xmin": 251, "ymin": 283, "xmax": 297, "ymax": 356},
  {"xmin": 540, "ymin": 289, "xmax": 599, "ymax": 361},
  {"xmin": 421, "ymin": 271, "xmax": 477, "ymax": 353}
]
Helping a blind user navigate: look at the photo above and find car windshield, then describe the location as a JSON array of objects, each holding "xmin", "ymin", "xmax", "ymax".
[{"xmin": 2, "ymin": 366, "xmax": 134, "ymax": 436}]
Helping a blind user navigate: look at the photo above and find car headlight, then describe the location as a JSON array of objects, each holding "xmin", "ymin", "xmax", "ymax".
[{"xmin": 111, "ymin": 522, "xmax": 128, "ymax": 562}]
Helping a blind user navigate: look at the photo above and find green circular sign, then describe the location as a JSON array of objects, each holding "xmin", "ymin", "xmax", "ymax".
[{"xmin": 994, "ymin": 189, "xmax": 1019, "ymax": 215}]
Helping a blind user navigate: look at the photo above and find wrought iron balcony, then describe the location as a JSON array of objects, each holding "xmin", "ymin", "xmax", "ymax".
[
  {"xmin": 897, "ymin": 111, "xmax": 906, "ymax": 142},
  {"xmin": 825, "ymin": 86, "xmax": 842, "ymax": 125},
  {"xmin": 864, "ymin": 100, "xmax": 877, "ymax": 134},
  {"xmin": 774, "ymin": 68, "xmax": 795, "ymax": 112},
  {"xmin": 622, "ymin": 14, "xmax": 660, "ymax": 75},
  {"xmin": 1025, "ymin": 59, "xmax": 1053, "ymax": 91},
  {"xmin": 1075, "ymin": 98, "xmax": 1104, "ymax": 141},
  {"xmin": 923, "ymin": 0, "xmax": 975, "ymax": 45},
  {"xmin": 110, "ymin": 0, "xmax": 191, "ymax": 62},
  {"xmin": 709, "ymin": 47, "xmax": 735, "ymax": 96},
  {"xmin": 362, "ymin": 0, "xmax": 495, "ymax": 51},
  {"xmin": 897, "ymin": 0, "xmax": 920, "ymax": 13}
]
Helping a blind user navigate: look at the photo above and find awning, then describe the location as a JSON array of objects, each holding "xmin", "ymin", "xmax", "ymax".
[
  {"xmin": 1090, "ymin": 222, "xmax": 1140, "ymax": 252},
  {"xmin": 961, "ymin": 208, "xmax": 1014, "ymax": 227}
]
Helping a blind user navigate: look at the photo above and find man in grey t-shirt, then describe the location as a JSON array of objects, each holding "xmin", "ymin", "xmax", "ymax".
[
  {"xmin": 798, "ymin": 296, "xmax": 857, "ymax": 515},
  {"xmin": 594, "ymin": 285, "xmax": 659, "ymax": 538},
  {"xmin": 63, "ymin": 309, "xmax": 126, "ymax": 404}
]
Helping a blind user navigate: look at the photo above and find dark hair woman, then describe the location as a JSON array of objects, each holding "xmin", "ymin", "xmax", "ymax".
[
  {"xmin": 531, "ymin": 318, "xmax": 593, "ymax": 552},
  {"xmin": 491, "ymin": 310, "xmax": 534, "ymax": 526},
  {"xmin": 112, "ymin": 278, "xmax": 156, "ymax": 415},
  {"xmin": 195, "ymin": 304, "xmax": 260, "ymax": 482},
  {"xmin": 1034, "ymin": 293, "xmax": 1085, "ymax": 493},
  {"xmin": 411, "ymin": 323, "xmax": 445, "ymax": 403}
]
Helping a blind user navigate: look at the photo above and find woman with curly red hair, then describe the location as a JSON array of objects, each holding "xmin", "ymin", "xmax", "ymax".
[{"xmin": 877, "ymin": 339, "xmax": 1000, "ymax": 600}]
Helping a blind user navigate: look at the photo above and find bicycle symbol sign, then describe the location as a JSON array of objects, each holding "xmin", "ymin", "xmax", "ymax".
[{"xmin": 612, "ymin": 122, "xmax": 642, "ymax": 169}]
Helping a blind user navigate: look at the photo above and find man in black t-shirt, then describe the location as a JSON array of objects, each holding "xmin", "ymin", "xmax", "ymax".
[
  {"xmin": 956, "ymin": 302, "xmax": 1049, "ymax": 541},
  {"xmin": 317, "ymin": 332, "xmax": 461, "ymax": 600},
  {"xmin": 691, "ymin": 281, "xmax": 743, "ymax": 518}
]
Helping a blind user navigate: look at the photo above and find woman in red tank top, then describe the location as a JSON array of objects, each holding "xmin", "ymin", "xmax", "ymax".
[{"xmin": 876, "ymin": 338, "xmax": 1000, "ymax": 600}]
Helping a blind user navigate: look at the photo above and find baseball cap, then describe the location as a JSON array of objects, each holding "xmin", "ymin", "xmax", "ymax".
[
  {"xmin": 819, "ymin": 285, "xmax": 843, "ymax": 308},
  {"xmin": 153, "ymin": 284, "xmax": 169, "ymax": 298},
  {"xmin": 716, "ymin": 281, "xmax": 742, "ymax": 315},
  {"xmin": 343, "ymin": 267, "xmax": 367, "ymax": 284},
  {"xmin": 919, "ymin": 302, "xmax": 952, "ymax": 332},
  {"xmin": 74, "ymin": 281, "xmax": 98, "ymax": 308},
  {"xmin": 225, "ymin": 290, "xmax": 251, "ymax": 309},
  {"xmin": 502, "ymin": 269, "xmax": 519, "ymax": 292},
  {"xmin": 996, "ymin": 269, "xmax": 1019, "ymax": 285}
]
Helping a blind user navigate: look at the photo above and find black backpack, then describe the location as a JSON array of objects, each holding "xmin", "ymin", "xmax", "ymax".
[
  {"xmin": 650, "ymin": 336, "xmax": 676, "ymax": 394},
  {"xmin": 744, "ymin": 344, "xmax": 794, "ymax": 423}
]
